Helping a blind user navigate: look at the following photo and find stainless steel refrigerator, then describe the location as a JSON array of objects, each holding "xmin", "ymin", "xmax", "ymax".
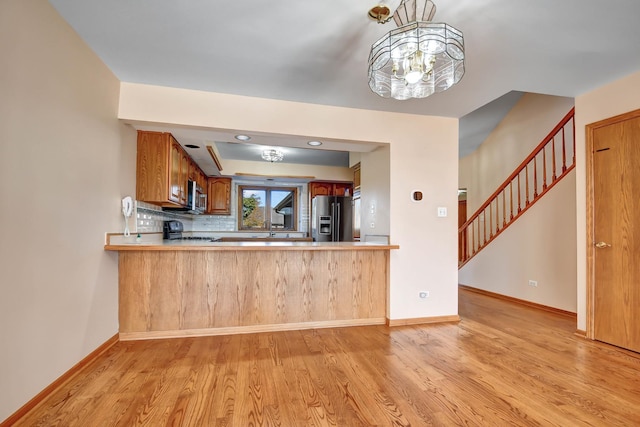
[{"xmin": 311, "ymin": 196, "xmax": 353, "ymax": 242}]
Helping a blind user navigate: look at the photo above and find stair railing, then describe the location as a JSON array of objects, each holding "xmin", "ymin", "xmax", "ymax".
[{"xmin": 459, "ymin": 108, "xmax": 575, "ymax": 267}]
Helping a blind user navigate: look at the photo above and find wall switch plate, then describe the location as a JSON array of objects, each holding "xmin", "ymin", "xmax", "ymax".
[
  {"xmin": 437, "ymin": 207, "xmax": 447, "ymax": 217},
  {"xmin": 528, "ymin": 280, "xmax": 538, "ymax": 287}
]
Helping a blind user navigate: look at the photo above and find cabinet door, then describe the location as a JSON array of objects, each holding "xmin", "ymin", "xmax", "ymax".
[
  {"xmin": 310, "ymin": 181, "xmax": 353, "ymax": 198},
  {"xmin": 309, "ymin": 182, "xmax": 333, "ymax": 198},
  {"xmin": 333, "ymin": 183, "xmax": 353, "ymax": 197},
  {"xmin": 136, "ymin": 131, "xmax": 171, "ymax": 204},
  {"xmin": 188, "ymin": 159, "xmax": 198, "ymax": 182},
  {"xmin": 179, "ymin": 150, "xmax": 189, "ymax": 204},
  {"xmin": 208, "ymin": 177, "xmax": 232, "ymax": 215},
  {"xmin": 169, "ymin": 140, "xmax": 182, "ymax": 203},
  {"xmin": 353, "ymin": 163, "xmax": 361, "ymax": 194},
  {"xmin": 197, "ymin": 169, "xmax": 208, "ymax": 191}
]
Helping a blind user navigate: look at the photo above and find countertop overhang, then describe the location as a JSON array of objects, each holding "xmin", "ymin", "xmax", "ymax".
[{"xmin": 105, "ymin": 241, "xmax": 400, "ymax": 252}]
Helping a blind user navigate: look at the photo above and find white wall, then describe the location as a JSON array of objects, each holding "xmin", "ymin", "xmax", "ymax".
[
  {"xmin": 360, "ymin": 145, "xmax": 391, "ymax": 241},
  {"xmin": 0, "ymin": 0, "xmax": 135, "ymax": 420},
  {"xmin": 459, "ymin": 173, "xmax": 577, "ymax": 311},
  {"xmin": 458, "ymin": 93, "xmax": 577, "ymax": 312},
  {"xmin": 119, "ymin": 83, "xmax": 460, "ymax": 321},
  {"xmin": 460, "ymin": 93, "xmax": 575, "ymax": 213},
  {"xmin": 574, "ymin": 70, "xmax": 640, "ymax": 330}
]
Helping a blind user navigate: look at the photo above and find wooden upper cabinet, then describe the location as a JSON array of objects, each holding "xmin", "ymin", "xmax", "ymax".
[
  {"xmin": 333, "ymin": 183, "xmax": 353, "ymax": 197},
  {"xmin": 188, "ymin": 159, "xmax": 198, "ymax": 182},
  {"xmin": 189, "ymin": 157, "xmax": 209, "ymax": 191},
  {"xmin": 179, "ymin": 150, "xmax": 189, "ymax": 205},
  {"xmin": 353, "ymin": 163, "xmax": 361, "ymax": 194},
  {"xmin": 208, "ymin": 177, "xmax": 232, "ymax": 215},
  {"xmin": 309, "ymin": 181, "xmax": 354, "ymax": 198},
  {"xmin": 137, "ymin": 130, "xmax": 194, "ymax": 207},
  {"xmin": 197, "ymin": 169, "xmax": 208, "ymax": 191},
  {"xmin": 168, "ymin": 139, "xmax": 183, "ymax": 204},
  {"xmin": 309, "ymin": 181, "xmax": 333, "ymax": 198}
]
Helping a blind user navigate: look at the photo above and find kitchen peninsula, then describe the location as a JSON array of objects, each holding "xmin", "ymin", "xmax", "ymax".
[{"xmin": 105, "ymin": 240, "xmax": 399, "ymax": 340}]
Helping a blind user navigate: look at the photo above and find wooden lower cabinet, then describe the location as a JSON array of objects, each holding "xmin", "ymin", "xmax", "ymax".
[{"xmin": 117, "ymin": 248, "xmax": 389, "ymax": 339}]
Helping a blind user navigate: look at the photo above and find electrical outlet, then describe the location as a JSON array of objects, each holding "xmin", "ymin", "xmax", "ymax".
[
  {"xmin": 528, "ymin": 280, "xmax": 538, "ymax": 287},
  {"xmin": 419, "ymin": 291, "xmax": 429, "ymax": 299}
]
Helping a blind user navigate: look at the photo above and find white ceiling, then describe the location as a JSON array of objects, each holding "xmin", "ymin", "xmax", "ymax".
[{"xmin": 49, "ymin": 0, "xmax": 640, "ymax": 166}]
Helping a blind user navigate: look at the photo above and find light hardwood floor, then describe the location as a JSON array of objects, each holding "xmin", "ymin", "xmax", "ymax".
[{"xmin": 12, "ymin": 288, "xmax": 640, "ymax": 426}]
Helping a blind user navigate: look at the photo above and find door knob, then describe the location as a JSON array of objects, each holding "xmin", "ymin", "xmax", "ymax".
[{"xmin": 595, "ymin": 241, "xmax": 612, "ymax": 249}]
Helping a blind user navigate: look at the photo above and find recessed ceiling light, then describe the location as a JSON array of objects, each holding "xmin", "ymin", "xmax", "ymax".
[
  {"xmin": 307, "ymin": 140, "xmax": 322, "ymax": 146},
  {"xmin": 235, "ymin": 134, "xmax": 251, "ymax": 141}
]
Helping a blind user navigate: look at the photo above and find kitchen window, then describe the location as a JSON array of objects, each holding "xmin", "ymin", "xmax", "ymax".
[{"xmin": 238, "ymin": 186, "xmax": 298, "ymax": 231}]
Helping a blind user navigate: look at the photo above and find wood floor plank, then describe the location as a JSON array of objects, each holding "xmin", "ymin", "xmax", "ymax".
[{"xmin": 12, "ymin": 288, "xmax": 640, "ymax": 426}]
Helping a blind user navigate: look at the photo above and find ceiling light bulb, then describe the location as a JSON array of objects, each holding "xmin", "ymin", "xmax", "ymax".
[
  {"xmin": 404, "ymin": 51, "xmax": 425, "ymax": 84},
  {"xmin": 307, "ymin": 141, "xmax": 322, "ymax": 146},
  {"xmin": 235, "ymin": 134, "xmax": 251, "ymax": 141},
  {"xmin": 405, "ymin": 70, "xmax": 423, "ymax": 84}
]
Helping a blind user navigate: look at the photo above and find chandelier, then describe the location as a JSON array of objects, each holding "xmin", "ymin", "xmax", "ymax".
[
  {"xmin": 368, "ymin": 0, "xmax": 465, "ymax": 100},
  {"xmin": 261, "ymin": 149, "xmax": 284, "ymax": 162}
]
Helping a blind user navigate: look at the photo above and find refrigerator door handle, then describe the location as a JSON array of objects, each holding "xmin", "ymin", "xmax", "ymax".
[{"xmin": 331, "ymin": 202, "xmax": 336, "ymax": 241}]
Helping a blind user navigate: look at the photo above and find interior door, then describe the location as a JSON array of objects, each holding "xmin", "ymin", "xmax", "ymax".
[{"xmin": 592, "ymin": 114, "xmax": 640, "ymax": 352}]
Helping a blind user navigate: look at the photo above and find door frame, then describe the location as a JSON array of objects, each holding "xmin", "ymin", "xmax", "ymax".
[{"xmin": 585, "ymin": 108, "xmax": 640, "ymax": 340}]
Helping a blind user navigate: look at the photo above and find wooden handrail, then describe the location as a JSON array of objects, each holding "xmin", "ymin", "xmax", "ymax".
[{"xmin": 459, "ymin": 108, "xmax": 575, "ymax": 267}]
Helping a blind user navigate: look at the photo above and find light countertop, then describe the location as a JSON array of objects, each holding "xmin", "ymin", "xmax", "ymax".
[{"xmin": 104, "ymin": 240, "xmax": 399, "ymax": 252}]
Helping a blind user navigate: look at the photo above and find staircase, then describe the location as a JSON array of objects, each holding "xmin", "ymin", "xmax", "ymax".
[{"xmin": 458, "ymin": 108, "xmax": 575, "ymax": 268}]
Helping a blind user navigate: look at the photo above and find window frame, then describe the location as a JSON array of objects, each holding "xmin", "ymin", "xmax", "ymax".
[{"xmin": 237, "ymin": 185, "xmax": 298, "ymax": 232}]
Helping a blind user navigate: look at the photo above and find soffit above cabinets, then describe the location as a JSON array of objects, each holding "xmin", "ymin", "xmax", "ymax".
[{"xmin": 126, "ymin": 121, "xmax": 384, "ymax": 176}]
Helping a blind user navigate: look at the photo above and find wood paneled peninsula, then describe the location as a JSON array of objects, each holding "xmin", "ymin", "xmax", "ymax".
[{"xmin": 105, "ymin": 241, "xmax": 399, "ymax": 340}]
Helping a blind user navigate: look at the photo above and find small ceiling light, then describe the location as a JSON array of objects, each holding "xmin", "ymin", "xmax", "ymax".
[
  {"xmin": 262, "ymin": 149, "xmax": 284, "ymax": 162},
  {"xmin": 368, "ymin": 0, "xmax": 465, "ymax": 100},
  {"xmin": 235, "ymin": 134, "xmax": 251, "ymax": 141},
  {"xmin": 307, "ymin": 140, "xmax": 323, "ymax": 146}
]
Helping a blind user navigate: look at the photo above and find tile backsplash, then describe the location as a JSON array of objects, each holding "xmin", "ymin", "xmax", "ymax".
[
  {"xmin": 194, "ymin": 215, "xmax": 236, "ymax": 231},
  {"xmin": 134, "ymin": 181, "xmax": 310, "ymax": 235},
  {"xmin": 136, "ymin": 202, "xmax": 188, "ymax": 233}
]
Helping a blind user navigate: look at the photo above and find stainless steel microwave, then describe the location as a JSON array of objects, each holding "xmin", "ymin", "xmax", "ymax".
[
  {"xmin": 163, "ymin": 180, "xmax": 206, "ymax": 214},
  {"xmin": 187, "ymin": 180, "xmax": 207, "ymax": 214}
]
